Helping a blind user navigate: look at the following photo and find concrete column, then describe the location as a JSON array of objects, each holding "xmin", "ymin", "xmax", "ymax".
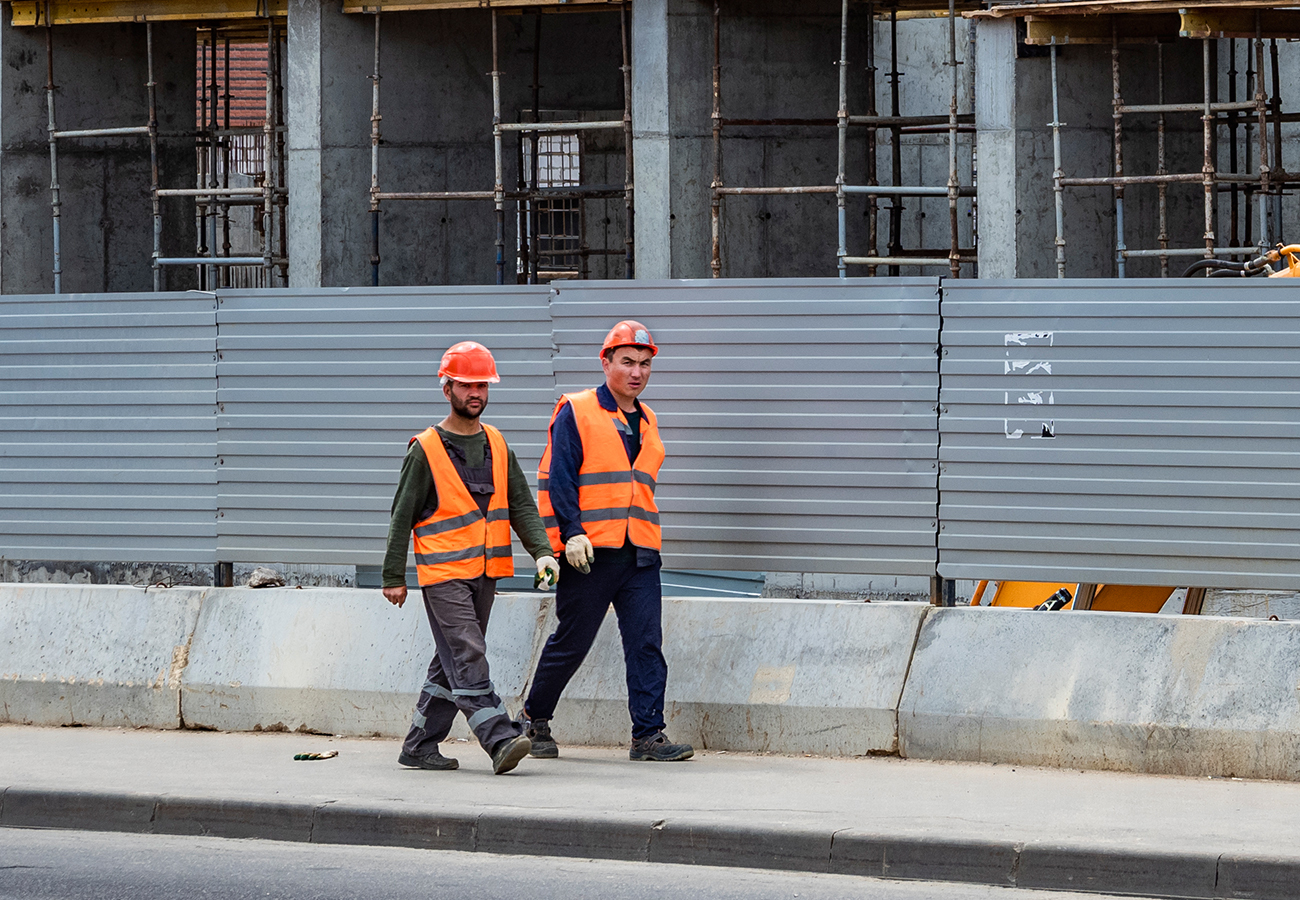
[
  {"xmin": 631, "ymin": 0, "xmax": 711, "ymax": 279},
  {"xmin": 0, "ymin": 12, "xmax": 195, "ymax": 293},
  {"xmin": 974, "ymin": 19, "xmax": 1017, "ymax": 279},
  {"xmin": 286, "ymin": 0, "xmax": 370, "ymax": 288}
]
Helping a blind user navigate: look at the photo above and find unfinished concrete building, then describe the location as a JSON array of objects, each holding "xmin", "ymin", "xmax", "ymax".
[{"xmin": 2, "ymin": 0, "xmax": 1299, "ymax": 291}]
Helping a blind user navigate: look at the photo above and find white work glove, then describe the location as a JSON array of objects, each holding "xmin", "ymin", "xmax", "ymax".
[
  {"xmin": 534, "ymin": 556, "xmax": 560, "ymax": 589},
  {"xmin": 564, "ymin": 534, "xmax": 594, "ymax": 574}
]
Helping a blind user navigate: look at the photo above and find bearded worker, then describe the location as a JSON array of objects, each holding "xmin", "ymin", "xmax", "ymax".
[
  {"xmin": 383, "ymin": 340, "xmax": 559, "ymax": 776},
  {"xmin": 518, "ymin": 321, "xmax": 693, "ymax": 763}
]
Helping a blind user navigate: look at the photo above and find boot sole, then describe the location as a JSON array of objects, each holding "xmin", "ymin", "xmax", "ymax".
[
  {"xmin": 492, "ymin": 736, "xmax": 532, "ymax": 775},
  {"xmin": 398, "ymin": 751, "xmax": 459, "ymax": 770},
  {"xmin": 528, "ymin": 743, "xmax": 559, "ymax": 759},
  {"xmin": 629, "ymin": 747, "xmax": 695, "ymax": 762}
]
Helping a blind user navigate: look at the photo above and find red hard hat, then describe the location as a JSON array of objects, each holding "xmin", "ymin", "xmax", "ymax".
[
  {"xmin": 599, "ymin": 320, "xmax": 658, "ymax": 358},
  {"xmin": 439, "ymin": 341, "xmax": 500, "ymax": 383}
]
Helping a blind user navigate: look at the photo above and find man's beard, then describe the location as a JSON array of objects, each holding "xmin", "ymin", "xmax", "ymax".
[{"xmin": 450, "ymin": 394, "xmax": 486, "ymax": 419}]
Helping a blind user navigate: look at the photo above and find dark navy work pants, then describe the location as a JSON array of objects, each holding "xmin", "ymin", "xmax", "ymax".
[{"xmin": 525, "ymin": 547, "xmax": 667, "ymax": 740}]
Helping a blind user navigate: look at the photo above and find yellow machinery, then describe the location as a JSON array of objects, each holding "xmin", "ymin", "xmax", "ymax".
[{"xmin": 970, "ymin": 581, "xmax": 1185, "ymax": 614}]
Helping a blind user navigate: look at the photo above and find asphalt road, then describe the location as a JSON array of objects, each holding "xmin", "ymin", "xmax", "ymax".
[{"xmin": 0, "ymin": 827, "xmax": 1164, "ymax": 900}]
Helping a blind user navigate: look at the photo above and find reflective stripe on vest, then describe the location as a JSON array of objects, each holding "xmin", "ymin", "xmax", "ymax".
[
  {"xmin": 536, "ymin": 388, "xmax": 664, "ymax": 554},
  {"xmin": 411, "ymin": 424, "xmax": 515, "ymax": 586}
]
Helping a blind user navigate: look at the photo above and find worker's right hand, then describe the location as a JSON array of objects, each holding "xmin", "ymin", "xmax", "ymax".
[
  {"xmin": 382, "ymin": 585, "xmax": 407, "ymax": 608},
  {"xmin": 564, "ymin": 534, "xmax": 594, "ymax": 574}
]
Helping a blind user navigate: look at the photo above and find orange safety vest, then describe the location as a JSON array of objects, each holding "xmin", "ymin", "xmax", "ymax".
[
  {"xmin": 410, "ymin": 424, "xmax": 514, "ymax": 586},
  {"xmin": 537, "ymin": 389, "xmax": 664, "ymax": 555}
]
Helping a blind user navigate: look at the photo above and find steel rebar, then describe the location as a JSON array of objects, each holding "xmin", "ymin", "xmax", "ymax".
[
  {"xmin": 492, "ymin": 9, "xmax": 505, "ymax": 285},
  {"xmin": 1201, "ymin": 38, "xmax": 1216, "ymax": 261},
  {"xmin": 147, "ymin": 23, "xmax": 161, "ymax": 291},
  {"xmin": 370, "ymin": 12, "xmax": 381, "ymax": 285},
  {"xmin": 1112, "ymin": 26, "xmax": 1125, "ymax": 278},
  {"xmin": 836, "ymin": 0, "xmax": 848, "ymax": 278},
  {"xmin": 45, "ymin": 7, "xmax": 61, "ymax": 293},
  {"xmin": 710, "ymin": 0, "xmax": 722, "ymax": 278},
  {"xmin": 263, "ymin": 19, "xmax": 274, "ymax": 284},
  {"xmin": 1156, "ymin": 43, "xmax": 1168, "ymax": 276}
]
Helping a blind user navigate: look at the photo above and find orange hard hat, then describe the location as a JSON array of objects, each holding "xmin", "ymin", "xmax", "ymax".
[
  {"xmin": 599, "ymin": 320, "xmax": 658, "ymax": 358},
  {"xmin": 439, "ymin": 341, "xmax": 500, "ymax": 383}
]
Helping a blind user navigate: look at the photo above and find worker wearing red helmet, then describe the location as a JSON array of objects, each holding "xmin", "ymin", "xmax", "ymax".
[
  {"xmin": 382, "ymin": 341, "xmax": 559, "ymax": 776},
  {"xmin": 519, "ymin": 321, "xmax": 694, "ymax": 763}
]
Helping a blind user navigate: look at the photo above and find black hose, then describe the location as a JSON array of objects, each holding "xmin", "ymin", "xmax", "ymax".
[{"xmin": 1181, "ymin": 258, "xmax": 1247, "ymax": 278}]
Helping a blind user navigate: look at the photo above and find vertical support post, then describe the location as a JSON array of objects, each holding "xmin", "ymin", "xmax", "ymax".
[
  {"xmin": 1182, "ymin": 587, "xmax": 1207, "ymax": 615},
  {"xmin": 197, "ymin": 31, "xmax": 209, "ymax": 288},
  {"xmin": 210, "ymin": 27, "xmax": 220, "ymax": 290},
  {"xmin": 620, "ymin": 1, "xmax": 635, "ymax": 279},
  {"xmin": 263, "ymin": 18, "xmax": 274, "ymax": 285},
  {"xmin": 945, "ymin": 0, "xmax": 959, "ymax": 278},
  {"xmin": 274, "ymin": 25, "xmax": 288, "ymax": 284},
  {"xmin": 1227, "ymin": 40, "xmax": 1239, "ymax": 253},
  {"xmin": 710, "ymin": 0, "xmax": 721, "ymax": 278},
  {"xmin": 1254, "ymin": 15, "xmax": 1269, "ymax": 253},
  {"xmin": 45, "ymin": 8, "xmax": 62, "ymax": 294},
  {"xmin": 215, "ymin": 562, "xmax": 234, "ymax": 588},
  {"xmin": 369, "ymin": 12, "xmax": 381, "ymax": 286},
  {"xmin": 836, "ymin": 0, "xmax": 848, "ymax": 279},
  {"xmin": 1156, "ymin": 42, "xmax": 1168, "ymax": 276},
  {"xmin": 1050, "ymin": 40, "xmax": 1065, "ymax": 279},
  {"xmin": 967, "ymin": 18, "xmax": 977, "ymax": 271},
  {"xmin": 1201, "ymin": 38, "xmax": 1216, "ymax": 261},
  {"xmin": 492, "ymin": 10, "xmax": 505, "ymax": 286},
  {"xmin": 148, "ymin": 23, "xmax": 162, "ymax": 292},
  {"xmin": 929, "ymin": 576, "xmax": 956, "ymax": 607},
  {"xmin": 1111, "ymin": 25, "xmax": 1125, "ymax": 278},
  {"xmin": 887, "ymin": 10, "xmax": 901, "ymax": 276},
  {"xmin": 865, "ymin": 0, "xmax": 878, "ymax": 272},
  {"xmin": 222, "ymin": 33, "xmax": 232, "ymax": 277},
  {"xmin": 528, "ymin": 13, "xmax": 541, "ymax": 284},
  {"xmin": 1268, "ymin": 39, "xmax": 1282, "ymax": 234},
  {"xmin": 1244, "ymin": 37, "xmax": 1255, "ymax": 248}
]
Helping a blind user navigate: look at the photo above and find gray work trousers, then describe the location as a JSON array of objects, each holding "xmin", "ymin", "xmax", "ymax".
[{"xmin": 402, "ymin": 575, "xmax": 521, "ymax": 757}]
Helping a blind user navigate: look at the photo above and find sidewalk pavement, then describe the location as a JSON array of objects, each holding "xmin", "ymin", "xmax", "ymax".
[{"xmin": 1, "ymin": 724, "xmax": 1296, "ymax": 899}]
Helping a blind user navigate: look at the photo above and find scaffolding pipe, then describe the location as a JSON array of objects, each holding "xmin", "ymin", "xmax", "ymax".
[
  {"xmin": 1255, "ymin": 15, "xmax": 1269, "ymax": 252},
  {"xmin": 53, "ymin": 126, "xmax": 151, "ymax": 138},
  {"xmin": 1269, "ymin": 37, "xmax": 1282, "ymax": 239},
  {"xmin": 1112, "ymin": 26, "xmax": 1125, "ymax": 278},
  {"xmin": 147, "ymin": 23, "xmax": 161, "ymax": 291},
  {"xmin": 836, "ymin": 0, "xmax": 848, "ymax": 278},
  {"xmin": 1227, "ymin": 40, "xmax": 1239, "ymax": 251},
  {"xmin": 493, "ymin": 9, "xmax": 505, "ymax": 285},
  {"xmin": 887, "ymin": 9, "xmax": 902, "ymax": 275},
  {"xmin": 370, "ymin": 12, "xmax": 381, "ymax": 285},
  {"xmin": 222, "ymin": 33, "xmax": 232, "ymax": 280},
  {"xmin": 621, "ymin": 1, "xmax": 634, "ymax": 278},
  {"xmin": 1201, "ymin": 38, "xmax": 1216, "ymax": 260},
  {"xmin": 527, "ymin": 12, "xmax": 540, "ymax": 283},
  {"xmin": 865, "ymin": 0, "xmax": 878, "ymax": 272},
  {"xmin": 710, "ymin": 0, "xmax": 722, "ymax": 278},
  {"xmin": 945, "ymin": 0, "xmax": 959, "ymax": 278},
  {"xmin": 45, "ymin": 7, "xmax": 61, "ymax": 293},
  {"xmin": 274, "ymin": 26, "xmax": 288, "ymax": 283},
  {"xmin": 263, "ymin": 19, "xmax": 274, "ymax": 284},
  {"xmin": 1156, "ymin": 42, "xmax": 1168, "ymax": 276},
  {"xmin": 1050, "ymin": 39, "xmax": 1064, "ymax": 278}
]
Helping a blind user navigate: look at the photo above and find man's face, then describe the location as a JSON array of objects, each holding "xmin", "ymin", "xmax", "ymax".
[
  {"xmin": 444, "ymin": 380, "xmax": 489, "ymax": 419},
  {"xmin": 601, "ymin": 346, "xmax": 654, "ymax": 401}
]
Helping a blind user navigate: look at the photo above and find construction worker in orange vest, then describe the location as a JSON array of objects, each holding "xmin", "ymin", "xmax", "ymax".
[
  {"xmin": 382, "ymin": 341, "xmax": 560, "ymax": 775},
  {"xmin": 519, "ymin": 321, "xmax": 694, "ymax": 762}
]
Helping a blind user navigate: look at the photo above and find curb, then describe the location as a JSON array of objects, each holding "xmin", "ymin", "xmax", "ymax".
[{"xmin": 2, "ymin": 786, "xmax": 1295, "ymax": 898}]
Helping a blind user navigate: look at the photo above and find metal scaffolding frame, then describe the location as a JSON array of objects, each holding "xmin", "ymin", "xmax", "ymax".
[
  {"xmin": 41, "ymin": 8, "xmax": 286, "ymax": 292},
  {"xmin": 710, "ymin": 0, "xmax": 978, "ymax": 278},
  {"xmin": 367, "ymin": 4, "xmax": 635, "ymax": 286},
  {"xmin": 1047, "ymin": 12, "xmax": 1300, "ymax": 277},
  {"xmin": 182, "ymin": 22, "xmax": 289, "ymax": 288}
]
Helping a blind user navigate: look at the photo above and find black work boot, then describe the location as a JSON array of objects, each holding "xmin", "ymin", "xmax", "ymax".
[
  {"xmin": 629, "ymin": 732, "xmax": 694, "ymax": 762},
  {"xmin": 397, "ymin": 748, "xmax": 459, "ymax": 770},
  {"xmin": 518, "ymin": 711, "xmax": 559, "ymax": 759},
  {"xmin": 491, "ymin": 734, "xmax": 532, "ymax": 775}
]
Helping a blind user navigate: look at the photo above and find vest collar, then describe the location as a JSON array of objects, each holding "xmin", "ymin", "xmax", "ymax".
[{"xmin": 596, "ymin": 382, "xmax": 643, "ymax": 416}]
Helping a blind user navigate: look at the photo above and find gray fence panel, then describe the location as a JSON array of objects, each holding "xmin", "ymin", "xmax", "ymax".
[
  {"xmin": 938, "ymin": 280, "xmax": 1300, "ymax": 589},
  {"xmin": 551, "ymin": 278, "xmax": 941, "ymax": 575},
  {"xmin": 0, "ymin": 292, "xmax": 217, "ymax": 564},
  {"xmin": 215, "ymin": 287, "xmax": 554, "ymax": 566}
]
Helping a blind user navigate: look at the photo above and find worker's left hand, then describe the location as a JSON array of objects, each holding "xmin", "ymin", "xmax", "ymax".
[
  {"xmin": 382, "ymin": 585, "xmax": 407, "ymax": 608},
  {"xmin": 534, "ymin": 556, "xmax": 560, "ymax": 590}
]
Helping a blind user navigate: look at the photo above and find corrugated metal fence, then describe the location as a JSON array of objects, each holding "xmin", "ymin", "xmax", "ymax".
[{"xmin": 3, "ymin": 280, "xmax": 1299, "ymax": 589}]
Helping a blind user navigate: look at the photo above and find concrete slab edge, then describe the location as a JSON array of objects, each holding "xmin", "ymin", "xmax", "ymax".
[{"xmin": 1, "ymin": 785, "xmax": 1295, "ymax": 899}]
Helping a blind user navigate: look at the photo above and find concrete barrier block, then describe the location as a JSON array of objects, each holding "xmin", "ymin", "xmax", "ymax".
[
  {"xmin": 1016, "ymin": 844, "xmax": 1219, "ymax": 898},
  {"xmin": 1217, "ymin": 853, "xmax": 1300, "ymax": 900},
  {"xmin": 311, "ymin": 802, "xmax": 478, "ymax": 851},
  {"xmin": 0, "ymin": 787, "xmax": 156, "ymax": 832},
  {"xmin": 153, "ymin": 796, "xmax": 317, "ymax": 841},
  {"xmin": 899, "ymin": 608, "xmax": 1300, "ymax": 780},
  {"xmin": 829, "ymin": 832, "xmax": 1019, "ymax": 884},
  {"xmin": 648, "ymin": 820, "xmax": 831, "ymax": 872},
  {"xmin": 553, "ymin": 599, "xmax": 928, "ymax": 755},
  {"xmin": 0, "ymin": 584, "xmax": 206, "ymax": 729},
  {"xmin": 476, "ymin": 811, "xmax": 653, "ymax": 861},
  {"xmin": 179, "ymin": 588, "xmax": 546, "ymax": 737}
]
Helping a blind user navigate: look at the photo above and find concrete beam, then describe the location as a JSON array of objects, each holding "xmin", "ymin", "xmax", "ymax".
[{"xmin": 974, "ymin": 18, "xmax": 1017, "ymax": 279}]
